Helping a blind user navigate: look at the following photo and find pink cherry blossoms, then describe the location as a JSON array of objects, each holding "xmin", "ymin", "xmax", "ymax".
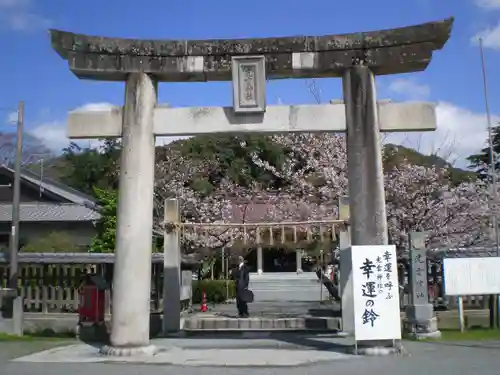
[{"xmin": 154, "ymin": 133, "xmax": 493, "ymax": 253}]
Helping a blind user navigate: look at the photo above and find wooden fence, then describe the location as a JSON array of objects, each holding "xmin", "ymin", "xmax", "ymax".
[
  {"xmin": 0, "ymin": 253, "xmax": 193, "ymax": 314},
  {"xmin": 0, "ymin": 250, "xmax": 493, "ymax": 313}
]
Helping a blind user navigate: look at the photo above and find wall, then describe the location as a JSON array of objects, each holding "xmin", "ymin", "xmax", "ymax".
[{"xmin": 0, "ymin": 221, "xmax": 96, "ymax": 249}]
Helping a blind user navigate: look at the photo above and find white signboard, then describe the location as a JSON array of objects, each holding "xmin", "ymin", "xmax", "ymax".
[
  {"xmin": 351, "ymin": 245, "xmax": 401, "ymax": 341},
  {"xmin": 443, "ymin": 257, "xmax": 500, "ymax": 296}
]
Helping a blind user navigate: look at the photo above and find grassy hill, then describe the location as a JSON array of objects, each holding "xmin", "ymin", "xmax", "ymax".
[{"xmin": 383, "ymin": 143, "xmax": 476, "ymax": 185}]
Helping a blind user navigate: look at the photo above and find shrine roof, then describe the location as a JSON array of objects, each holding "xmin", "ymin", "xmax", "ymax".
[{"xmin": 50, "ymin": 18, "xmax": 453, "ymax": 82}]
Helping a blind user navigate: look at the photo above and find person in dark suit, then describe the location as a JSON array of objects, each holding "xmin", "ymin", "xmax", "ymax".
[{"xmin": 234, "ymin": 255, "xmax": 250, "ymax": 317}]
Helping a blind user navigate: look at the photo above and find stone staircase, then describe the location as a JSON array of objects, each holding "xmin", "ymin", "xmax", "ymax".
[
  {"xmin": 248, "ymin": 272, "xmax": 330, "ymax": 302},
  {"xmin": 182, "ymin": 315, "xmax": 341, "ymax": 332}
]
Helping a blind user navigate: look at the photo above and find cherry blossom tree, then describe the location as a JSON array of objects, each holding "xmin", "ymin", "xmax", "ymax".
[
  {"xmin": 154, "ymin": 145, "xmax": 234, "ymax": 254},
  {"xmin": 250, "ymin": 133, "xmax": 347, "ymax": 219},
  {"xmin": 252, "ymin": 133, "xmax": 491, "ymax": 250},
  {"xmin": 384, "ymin": 163, "xmax": 490, "ymax": 249},
  {"xmin": 153, "ymin": 132, "xmax": 491, "ymax": 255}
]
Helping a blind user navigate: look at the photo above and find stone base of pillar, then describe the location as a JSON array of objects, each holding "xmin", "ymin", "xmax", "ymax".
[
  {"xmin": 402, "ymin": 317, "xmax": 441, "ymax": 340},
  {"xmin": 99, "ymin": 344, "xmax": 158, "ymax": 357},
  {"xmin": 348, "ymin": 340, "xmax": 406, "ymax": 356},
  {"xmin": 404, "ymin": 304, "xmax": 440, "ymax": 339},
  {"xmin": 296, "ymin": 269, "xmax": 303, "ymax": 274},
  {"xmin": 257, "ymin": 269, "xmax": 263, "ymax": 275}
]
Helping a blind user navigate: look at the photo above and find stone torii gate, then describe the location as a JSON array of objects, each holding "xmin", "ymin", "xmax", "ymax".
[{"xmin": 50, "ymin": 18, "xmax": 453, "ymax": 355}]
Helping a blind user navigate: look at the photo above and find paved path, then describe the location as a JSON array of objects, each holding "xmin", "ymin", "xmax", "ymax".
[
  {"xmin": 0, "ymin": 340, "xmax": 76, "ymax": 363},
  {"xmin": 2, "ymin": 335, "xmax": 500, "ymax": 374}
]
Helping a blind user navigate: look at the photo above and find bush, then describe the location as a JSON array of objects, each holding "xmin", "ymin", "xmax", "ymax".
[
  {"xmin": 22, "ymin": 231, "xmax": 81, "ymax": 253},
  {"xmin": 192, "ymin": 280, "xmax": 236, "ymax": 304}
]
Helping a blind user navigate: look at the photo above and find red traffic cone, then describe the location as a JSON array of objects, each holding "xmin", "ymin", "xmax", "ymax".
[{"xmin": 200, "ymin": 290, "xmax": 208, "ymax": 312}]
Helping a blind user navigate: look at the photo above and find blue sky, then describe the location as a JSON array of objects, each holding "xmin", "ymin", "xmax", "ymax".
[{"xmin": 0, "ymin": 0, "xmax": 500, "ymax": 166}]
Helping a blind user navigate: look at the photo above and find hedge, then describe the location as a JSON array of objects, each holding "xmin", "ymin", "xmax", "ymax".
[{"xmin": 192, "ymin": 280, "xmax": 236, "ymax": 304}]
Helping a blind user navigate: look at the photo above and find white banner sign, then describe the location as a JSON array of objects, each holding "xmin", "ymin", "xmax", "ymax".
[
  {"xmin": 351, "ymin": 245, "xmax": 401, "ymax": 341},
  {"xmin": 443, "ymin": 257, "xmax": 500, "ymax": 296}
]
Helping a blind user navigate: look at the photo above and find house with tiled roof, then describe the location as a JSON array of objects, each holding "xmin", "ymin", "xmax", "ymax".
[{"xmin": 0, "ymin": 165, "xmax": 100, "ymax": 250}]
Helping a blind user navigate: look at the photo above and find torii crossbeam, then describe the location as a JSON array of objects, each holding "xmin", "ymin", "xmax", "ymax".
[{"xmin": 67, "ymin": 101, "xmax": 436, "ymax": 138}]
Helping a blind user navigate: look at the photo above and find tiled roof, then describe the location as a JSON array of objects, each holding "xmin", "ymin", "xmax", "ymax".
[
  {"xmin": 223, "ymin": 199, "xmax": 337, "ymax": 223},
  {"xmin": 0, "ymin": 203, "xmax": 100, "ymax": 222},
  {"xmin": 223, "ymin": 202, "xmax": 272, "ymax": 223},
  {"xmin": 0, "ymin": 165, "xmax": 96, "ymax": 205}
]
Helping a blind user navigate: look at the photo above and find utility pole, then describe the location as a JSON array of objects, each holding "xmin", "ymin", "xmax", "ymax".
[
  {"xmin": 479, "ymin": 38, "xmax": 500, "ymax": 329},
  {"xmin": 479, "ymin": 38, "xmax": 499, "ymax": 255},
  {"xmin": 8, "ymin": 101, "xmax": 23, "ymax": 289}
]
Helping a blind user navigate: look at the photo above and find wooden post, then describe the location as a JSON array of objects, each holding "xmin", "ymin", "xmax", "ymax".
[
  {"xmin": 296, "ymin": 249, "xmax": 302, "ymax": 273},
  {"xmin": 42, "ymin": 286, "xmax": 48, "ymax": 314},
  {"xmin": 457, "ymin": 296, "xmax": 465, "ymax": 332},
  {"xmin": 257, "ymin": 246, "xmax": 263, "ymax": 274},
  {"xmin": 163, "ymin": 199, "xmax": 181, "ymax": 334},
  {"xmin": 221, "ymin": 248, "xmax": 225, "ymax": 280}
]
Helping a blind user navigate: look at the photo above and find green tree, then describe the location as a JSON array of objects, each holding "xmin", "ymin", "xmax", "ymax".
[
  {"xmin": 90, "ymin": 188, "xmax": 117, "ymax": 253},
  {"xmin": 467, "ymin": 124, "xmax": 500, "ymax": 178},
  {"xmin": 172, "ymin": 134, "xmax": 290, "ymax": 192},
  {"xmin": 90, "ymin": 188, "xmax": 163, "ymax": 253},
  {"xmin": 57, "ymin": 139, "xmax": 121, "ymax": 196}
]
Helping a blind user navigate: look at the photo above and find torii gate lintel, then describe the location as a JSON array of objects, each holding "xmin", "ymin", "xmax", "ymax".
[{"xmin": 67, "ymin": 101, "xmax": 437, "ymax": 139}]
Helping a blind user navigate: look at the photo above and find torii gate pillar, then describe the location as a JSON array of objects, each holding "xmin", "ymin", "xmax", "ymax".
[
  {"xmin": 50, "ymin": 17, "xmax": 453, "ymax": 355},
  {"xmin": 106, "ymin": 73, "xmax": 158, "ymax": 354},
  {"xmin": 343, "ymin": 67, "xmax": 387, "ymax": 245}
]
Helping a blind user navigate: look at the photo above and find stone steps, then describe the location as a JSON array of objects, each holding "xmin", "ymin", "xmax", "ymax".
[
  {"xmin": 249, "ymin": 290, "xmax": 329, "ymax": 302},
  {"xmin": 249, "ymin": 272, "xmax": 321, "ymax": 280},
  {"xmin": 248, "ymin": 273, "xmax": 330, "ymax": 302},
  {"xmin": 249, "ymin": 281, "xmax": 322, "ymax": 287},
  {"xmin": 182, "ymin": 316, "xmax": 341, "ymax": 331}
]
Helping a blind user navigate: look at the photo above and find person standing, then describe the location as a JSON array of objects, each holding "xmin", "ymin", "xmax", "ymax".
[{"xmin": 234, "ymin": 255, "xmax": 250, "ymax": 318}]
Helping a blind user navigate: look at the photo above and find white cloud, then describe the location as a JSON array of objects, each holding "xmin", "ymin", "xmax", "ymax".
[
  {"xmin": 156, "ymin": 136, "xmax": 190, "ymax": 146},
  {"xmin": 73, "ymin": 102, "xmax": 116, "ymax": 112},
  {"xmin": 383, "ymin": 77, "xmax": 494, "ymax": 167},
  {"xmin": 6, "ymin": 111, "xmax": 17, "ymax": 124},
  {"xmin": 387, "ymin": 78, "xmax": 430, "ymax": 99},
  {"xmin": 30, "ymin": 120, "xmax": 70, "ymax": 152},
  {"xmin": 384, "ymin": 102, "xmax": 496, "ymax": 167},
  {"xmin": 475, "ymin": 0, "xmax": 500, "ymax": 9},
  {"xmin": 0, "ymin": 0, "xmax": 50, "ymax": 32},
  {"xmin": 30, "ymin": 120, "xmax": 104, "ymax": 152},
  {"xmin": 472, "ymin": 22, "xmax": 500, "ymax": 50}
]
